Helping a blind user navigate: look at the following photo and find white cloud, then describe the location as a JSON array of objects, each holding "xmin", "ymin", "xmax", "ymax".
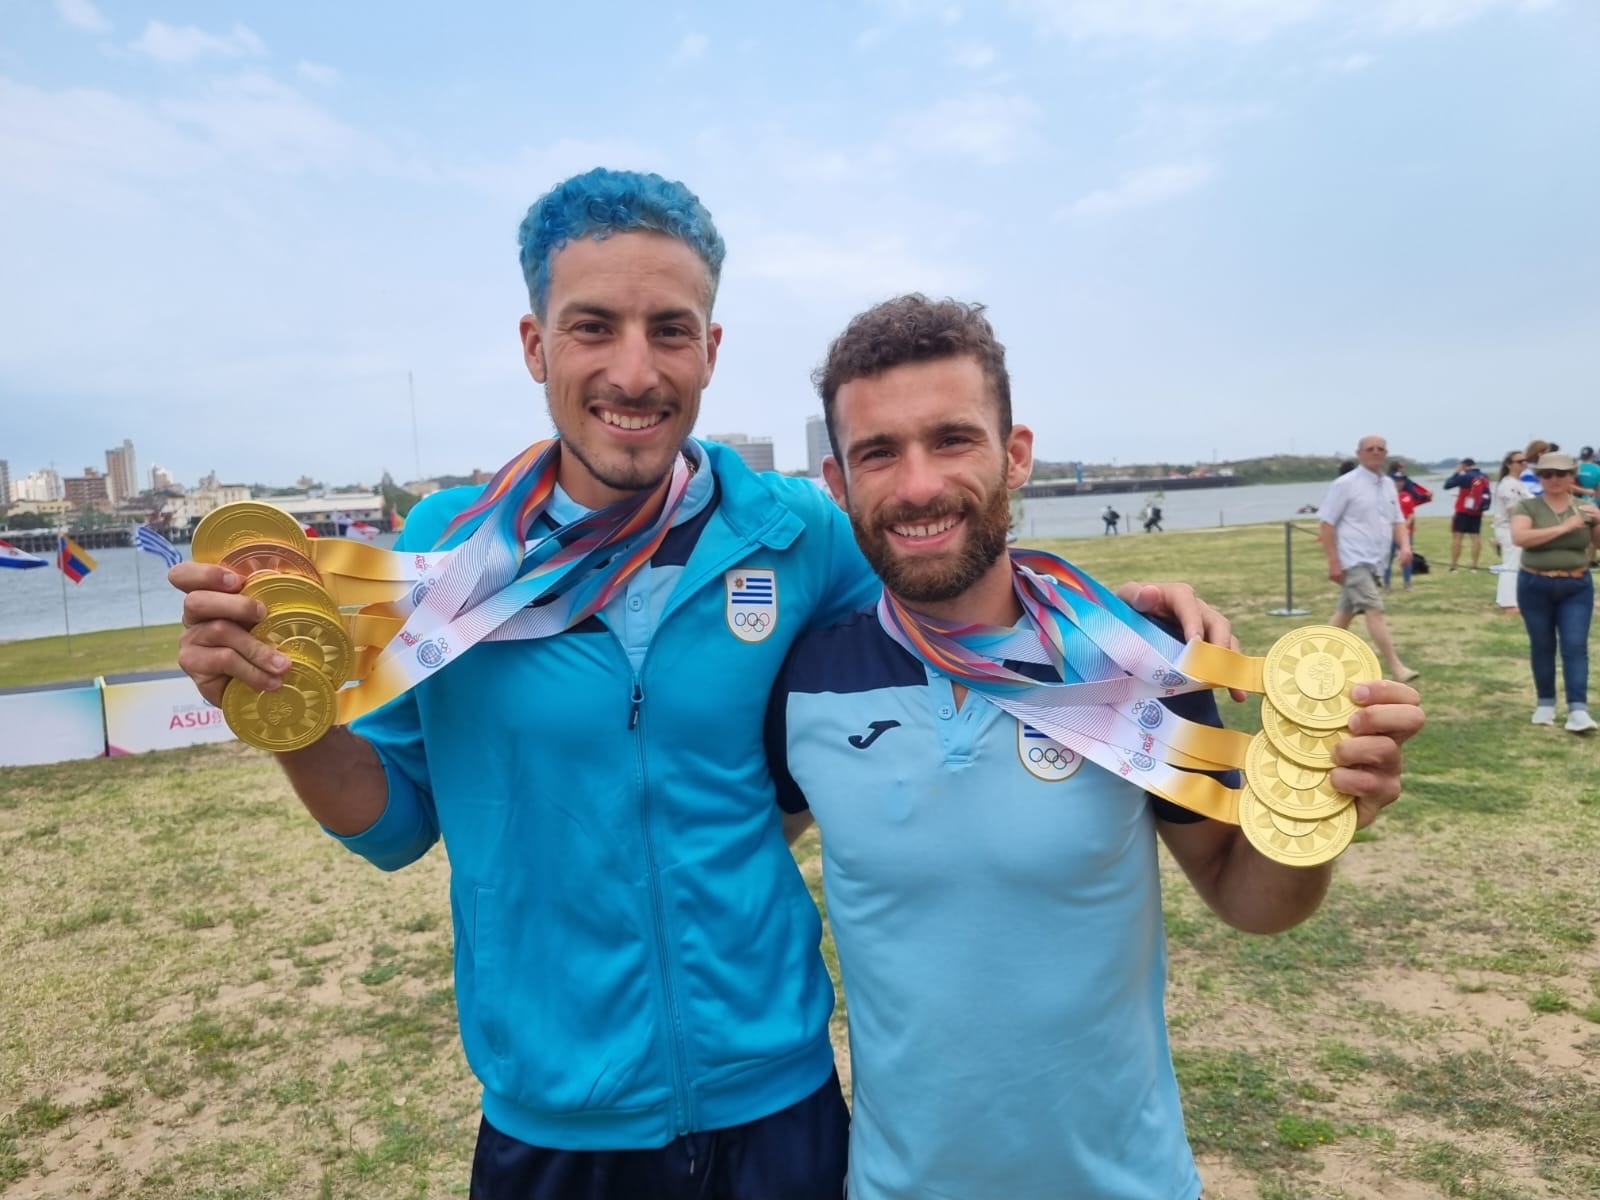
[
  {"xmin": 1329, "ymin": 51, "xmax": 1376, "ymax": 72},
  {"xmin": 674, "ymin": 33, "xmax": 709, "ymax": 64},
  {"xmin": 889, "ymin": 93, "xmax": 1042, "ymax": 165},
  {"xmin": 739, "ymin": 231, "xmax": 969, "ymax": 304},
  {"xmin": 1060, "ymin": 160, "xmax": 1217, "ymax": 218},
  {"xmin": 128, "ymin": 21, "xmax": 266, "ymax": 65},
  {"xmin": 297, "ymin": 60, "xmax": 341, "ymax": 86},
  {"xmin": 1008, "ymin": 0, "xmax": 1558, "ymax": 40},
  {"xmin": 1008, "ymin": 0, "xmax": 1323, "ymax": 40},
  {"xmin": 54, "ymin": 0, "xmax": 109, "ymax": 34},
  {"xmin": 951, "ymin": 41, "xmax": 998, "ymax": 69}
]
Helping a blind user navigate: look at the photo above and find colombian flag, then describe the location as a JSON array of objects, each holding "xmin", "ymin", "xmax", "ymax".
[{"xmin": 57, "ymin": 536, "xmax": 98, "ymax": 583}]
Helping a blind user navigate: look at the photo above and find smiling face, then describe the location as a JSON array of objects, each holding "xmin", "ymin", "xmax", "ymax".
[
  {"xmin": 823, "ymin": 355, "xmax": 1032, "ymax": 622},
  {"xmin": 1356, "ymin": 435, "xmax": 1388, "ymax": 473},
  {"xmin": 519, "ymin": 231, "xmax": 721, "ymax": 508}
]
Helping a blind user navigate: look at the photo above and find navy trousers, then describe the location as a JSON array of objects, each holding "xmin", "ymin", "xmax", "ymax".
[{"xmin": 469, "ymin": 1072, "xmax": 849, "ymax": 1200}]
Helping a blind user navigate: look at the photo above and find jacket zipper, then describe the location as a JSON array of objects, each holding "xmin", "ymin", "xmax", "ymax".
[{"xmin": 628, "ymin": 667, "xmax": 693, "ymax": 1135}]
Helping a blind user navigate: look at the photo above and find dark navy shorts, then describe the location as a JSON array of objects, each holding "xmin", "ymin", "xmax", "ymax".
[{"xmin": 469, "ymin": 1071, "xmax": 849, "ymax": 1200}]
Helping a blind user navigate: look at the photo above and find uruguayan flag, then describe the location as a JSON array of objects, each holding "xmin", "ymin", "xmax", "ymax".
[{"xmin": 135, "ymin": 524, "xmax": 183, "ymax": 568}]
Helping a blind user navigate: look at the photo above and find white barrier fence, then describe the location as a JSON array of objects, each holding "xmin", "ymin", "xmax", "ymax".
[{"xmin": 0, "ymin": 671, "xmax": 235, "ymax": 767}]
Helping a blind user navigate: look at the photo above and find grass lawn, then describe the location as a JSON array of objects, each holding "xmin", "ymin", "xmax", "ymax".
[{"xmin": 2, "ymin": 515, "xmax": 1597, "ymax": 1198}]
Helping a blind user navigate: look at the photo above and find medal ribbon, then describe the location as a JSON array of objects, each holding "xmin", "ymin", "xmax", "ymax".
[
  {"xmin": 332, "ymin": 440, "xmax": 691, "ymax": 724},
  {"xmin": 877, "ymin": 550, "xmax": 1269, "ymax": 822}
]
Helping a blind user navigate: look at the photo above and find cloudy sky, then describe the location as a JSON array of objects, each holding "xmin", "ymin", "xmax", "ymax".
[{"xmin": 2, "ymin": 0, "xmax": 1595, "ymax": 488}]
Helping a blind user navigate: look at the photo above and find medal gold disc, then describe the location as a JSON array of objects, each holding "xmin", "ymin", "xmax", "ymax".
[
  {"xmin": 1261, "ymin": 626, "xmax": 1381, "ymax": 731},
  {"xmin": 242, "ymin": 572, "xmax": 340, "ymax": 623},
  {"xmin": 1260, "ymin": 699, "xmax": 1349, "ymax": 771},
  {"xmin": 193, "ymin": 502, "xmax": 310, "ymax": 563},
  {"xmin": 1238, "ymin": 785, "xmax": 1357, "ymax": 868},
  {"xmin": 1267, "ymin": 808, "xmax": 1321, "ymax": 838},
  {"xmin": 220, "ymin": 542, "xmax": 322, "ymax": 585},
  {"xmin": 221, "ymin": 662, "xmax": 335, "ymax": 752},
  {"xmin": 254, "ymin": 608, "xmax": 354, "ymax": 684},
  {"xmin": 1243, "ymin": 732, "xmax": 1353, "ymax": 820}
]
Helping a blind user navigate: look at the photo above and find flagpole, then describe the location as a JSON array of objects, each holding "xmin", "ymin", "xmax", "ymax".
[
  {"xmin": 58, "ymin": 534, "xmax": 73, "ymax": 658},
  {"xmin": 133, "ymin": 527, "xmax": 148, "ymax": 639}
]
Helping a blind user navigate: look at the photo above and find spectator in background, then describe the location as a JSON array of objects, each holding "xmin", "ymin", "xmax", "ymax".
[
  {"xmin": 1510, "ymin": 451, "xmax": 1600, "ymax": 733},
  {"xmin": 1320, "ymin": 434, "xmax": 1420, "ymax": 683},
  {"xmin": 1577, "ymin": 446, "xmax": 1600, "ymax": 499},
  {"xmin": 1101, "ymin": 503, "xmax": 1121, "ymax": 535},
  {"xmin": 1492, "ymin": 449, "xmax": 1531, "ymax": 615},
  {"xmin": 1444, "ymin": 456, "xmax": 1491, "ymax": 571},
  {"xmin": 1385, "ymin": 461, "xmax": 1432, "ymax": 592},
  {"xmin": 1520, "ymin": 440, "xmax": 1552, "ymax": 497}
]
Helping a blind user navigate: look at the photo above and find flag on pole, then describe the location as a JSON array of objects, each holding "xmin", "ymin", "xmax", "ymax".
[
  {"xmin": 134, "ymin": 523, "xmax": 183, "ymax": 568},
  {"xmin": 57, "ymin": 536, "xmax": 98, "ymax": 583},
  {"xmin": 0, "ymin": 538, "xmax": 48, "ymax": 569}
]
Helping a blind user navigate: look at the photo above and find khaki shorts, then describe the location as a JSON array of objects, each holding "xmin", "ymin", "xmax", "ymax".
[{"xmin": 1337, "ymin": 567, "xmax": 1384, "ymax": 615}]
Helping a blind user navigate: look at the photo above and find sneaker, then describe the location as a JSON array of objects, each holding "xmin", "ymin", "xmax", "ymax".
[
  {"xmin": 1532, "ymin": 705, "xmax": 1556, "ymax": 726},
  {"xmin": 1566, "ymin": 710, "xmax": 1597, "ymax": 734}
]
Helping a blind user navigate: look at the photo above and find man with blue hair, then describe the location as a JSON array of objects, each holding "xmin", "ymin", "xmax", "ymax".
[{"xmin": 171, "ymin": 167, "xmax": 1236, "ymax": 1199}]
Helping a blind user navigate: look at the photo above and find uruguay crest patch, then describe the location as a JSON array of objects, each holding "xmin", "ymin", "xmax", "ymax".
[{"xmin": 725, "ymin": 567, "xmax": 778, "ymax": 643}]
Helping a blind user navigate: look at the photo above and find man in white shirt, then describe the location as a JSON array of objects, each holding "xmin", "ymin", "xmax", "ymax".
[{"xmin": 1319, "ymin": 434, "xmax": 1420, "ymax": 683}]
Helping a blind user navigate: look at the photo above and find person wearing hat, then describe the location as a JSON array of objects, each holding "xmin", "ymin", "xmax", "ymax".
[
  {"xmin": 1509, "ymin": 451, "xmax": 1600, "ymax": 732},
  {"xmin": 1443, "ymin": 456, "xmax": 1491, "ymax": 571}
]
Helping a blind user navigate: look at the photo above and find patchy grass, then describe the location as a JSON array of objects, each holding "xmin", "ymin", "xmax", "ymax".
[{"xmin": 3, "ymin": 517, "xmax": 1598, "ymax": 1196}]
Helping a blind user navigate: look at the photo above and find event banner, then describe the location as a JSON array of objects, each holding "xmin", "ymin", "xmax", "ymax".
[
  {"xmin": 101, "ymin": 671, "xmax": 236, "ymax": 755},
  {"xmin": 0, "ymin": 680, "xmax": 106, "ymax": 767}
]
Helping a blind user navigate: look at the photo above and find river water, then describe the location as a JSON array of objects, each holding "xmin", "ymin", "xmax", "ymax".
[{"xmin": 0, "ymin": 476, "xmax": 1444, "ymax": 644}]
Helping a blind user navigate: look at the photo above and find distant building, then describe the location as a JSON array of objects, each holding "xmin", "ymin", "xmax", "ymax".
[
  {"xmin": 65, "ymin": 468, "xmax": 111, "ymax": 510},
  {"xmin": 13, "ymin": 468, "xmax": 64, "ymax": 503},
  {"xmin": 0, "ymin": 459, "xmax": 9, "ymax": 507},
  {"xmin": 805, "ymin": 415, "xmax": 829, "ymax": 477},
  {"xmin": 150, "ymin": 463, "xmax": 174, "ymax": 490},
  {"xmin": 706, "ymin": 432, "xmax": 775, "ymax": 473},
  {"xmin": 105, "ymin": 438, "xmax": 138, "ymax": 504}
]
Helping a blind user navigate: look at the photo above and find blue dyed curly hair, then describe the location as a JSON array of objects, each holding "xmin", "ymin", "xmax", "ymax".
[{"xmin": 518, "ymin": 168, "xmax": 727, "ymax": 317}]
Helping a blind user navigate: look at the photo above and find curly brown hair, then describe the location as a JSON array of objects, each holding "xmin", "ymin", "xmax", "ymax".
[{"xmin": 812, "ymin": 294, "xmax": 1011, "ymax": 462}]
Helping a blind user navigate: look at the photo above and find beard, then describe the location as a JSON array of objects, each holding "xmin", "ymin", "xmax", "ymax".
[{"xmin": 848, "ymin": 467, "xmax": 1014, "ymax": 605}]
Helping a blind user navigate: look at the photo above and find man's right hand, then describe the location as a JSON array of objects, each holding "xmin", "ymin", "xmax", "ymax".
[
  {"xmin": 1327, "ymin": 564, "xmax": 1344, "ymax": 585},
  {"xmin": 170, "ymin": 563, "xmax": 291, "ymax": 707}
]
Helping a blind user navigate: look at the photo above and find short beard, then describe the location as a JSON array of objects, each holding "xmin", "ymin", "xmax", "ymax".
[
  {"xmin": 560, "ymin": 434, "xmax": 677, "ymax": 496},
  {"xmin": 849, "ymin": 468, "xmax": 1013, "ymax": 606}
]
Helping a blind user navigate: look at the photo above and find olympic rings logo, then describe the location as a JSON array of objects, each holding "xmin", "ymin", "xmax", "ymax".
[
  {"xmin": 734, "ymin": 612, "xmax": 772, "ymax": 631},
  {"xmin": 1028, "ymin": 746, "xmax": 1075, "ymax": 768}
]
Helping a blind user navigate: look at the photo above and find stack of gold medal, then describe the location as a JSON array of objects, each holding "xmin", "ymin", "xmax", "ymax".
[
  {"xmin": 191, "ymin": 503, "xmax": 355, "ymax": 753},
  {"xmin": 1237, "ymin": 626, "xmax": 1383, "ymax": 868}
]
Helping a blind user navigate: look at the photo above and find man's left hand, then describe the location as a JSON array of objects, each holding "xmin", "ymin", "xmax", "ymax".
[
  {"xmin": 1117, "ymin": 582, "xmax": 1245, "ymax": 700},
  {"xmin": 1330, "ymin": 680, "xmax": 1425, "ymax": 829}
]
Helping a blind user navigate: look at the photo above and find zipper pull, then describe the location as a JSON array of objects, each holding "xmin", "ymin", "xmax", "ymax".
[{"xmin": 628, "ymin": 681, "xmax": 644, "ymax": 730}]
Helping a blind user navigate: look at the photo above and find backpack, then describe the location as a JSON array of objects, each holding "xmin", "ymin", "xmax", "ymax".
[
  {"xmin": 1412, "ymin": 551, "xmax": 1430, "ymax": 575},
  {"xmin": 1462, "ymin": 475, "xmax": 1490, "ymax": 513}
]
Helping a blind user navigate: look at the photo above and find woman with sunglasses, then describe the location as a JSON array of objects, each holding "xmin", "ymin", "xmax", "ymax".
[
  {"xmin": 1492, "ymin": 450, "xmax": 1530, "ymax": 613},
  {"xmin": 1510, "ymin": 452, "xmax": 1600, "ymax": 732}
]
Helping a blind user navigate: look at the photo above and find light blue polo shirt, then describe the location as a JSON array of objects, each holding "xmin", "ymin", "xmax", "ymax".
[{"xmin": 768, "ymin": 610, "xmax": 1214, "ymax": 1200}]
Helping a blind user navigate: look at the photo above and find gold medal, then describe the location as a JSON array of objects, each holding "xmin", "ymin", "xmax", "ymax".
[
  {"xmin": 1261, "ymin": 626, "xmax": 1380, "ymax": 732},
  {"xmin": 221, "ymin": 662, "xmax": 336, "ymax": 752},
  {"xmin": 193, "ymin": 502, "xmax": 310, "ymax": 563},
  {"xmin": 254, "ymin": 608, "xmax": 354, "ymax": 684},
  {"xmin": 1238, "ymin": 784, "xmax": 1356, "ymax": 867},
  {"xmin": 1259, "ymin": 699, "xmax": 1349, "ymax": 770},
  {"xmin": 220, "ymin": 541, "xmax": 323, "ymax": 585},
  {"xmin": 242, "ymin": 572, "xmax": 340, "ymax": 623},
  {"xmin": 1243, "ymin": 732, "xmax": 1352, "ymax": 820}
]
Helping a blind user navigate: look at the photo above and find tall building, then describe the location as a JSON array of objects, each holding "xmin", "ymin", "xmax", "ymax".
[
  {"xmin": 706, "ymin": 432, "xmax": 775, "ymax": 473},
  {"xmin": 150, "ymin": 464, "xmax": 174, "ymax": 490},
  {"xmin": 0, "ymin": 459, "xmax": 10, "ymax": 505},
  {"xmin": 65, "ymin": 467, "xmax": 110, "ymax": 510},
  {"xmin": 105, "ymin": 438, "xmax": 138, "ymax": 504},
  {"xmin": 805, "ymin": 415, "xmax": 830, "ymax": 477},
  {"xmin": 14, "ymin": 467, "xmax": 64, "ymax": 502}
]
